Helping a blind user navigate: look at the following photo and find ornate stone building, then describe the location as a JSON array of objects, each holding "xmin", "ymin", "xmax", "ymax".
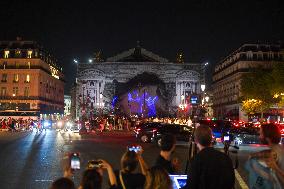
[
  {"xmin": 0, "ymin": 38, "xmax": 64, "ymax": 119},
  {"xmin": 75, "ymin": 45, "xmax": 205, "ymax": 119},
  {"xmin": 212, "ymin": 43, "xmax": 284, "ymax": 121}
]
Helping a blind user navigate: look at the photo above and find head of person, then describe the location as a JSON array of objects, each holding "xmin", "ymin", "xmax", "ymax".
[
  {"xmin": 80, "ymin": 169, "xmax": 103, "ymax": 189},
  {"xmin": 50, "ymin": 177, "xmax": 75, "ymax": 189},
  {"xmin": 194, "ymin": 125, "xmax": 213, "ymax": 150},
  {"xmin": 121, "ymin": 150, "xmax": 139, "ymax": 173},
  {"xmin": 260, "ymin": 123, "xmax": 281, "ymax": 145},
  {"xmin": 160, "ymin": 134, "xmax": 176, "ymax": 153},
  {"xmin": 145, "ymin": 166, "xmax": 172, "ymax": 189}
]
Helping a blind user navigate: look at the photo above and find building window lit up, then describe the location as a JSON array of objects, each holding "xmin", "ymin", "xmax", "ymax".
[
  {"xmin": 4, "ymin": 50, "xmax": 9, "ymax": 58},
  {"xmin": 25, "ymin": 74, "xmax": 30, "ymax": 83},
  {"xmin": 27, "ymin": 62, "xmax": 31, "ymax": 69},
  {"xmin": 13, "ymin": 74, "xmax": 19, "ymax": 82},
  {"xmin": 27, "ymin": 50, "xmax": 33, "ymax": 58},
  {"xmin": 3, "ymin": 62, "xmax": 7, "ymax": 69}
]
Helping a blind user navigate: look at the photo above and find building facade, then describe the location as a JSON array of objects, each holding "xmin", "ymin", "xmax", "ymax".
[
  {"xmin": 64, "ymin": 95, "xmax": 71, "ymax": 116},
  {"xmin": 0, "ymin": 38, "xmax": 64, "ymax": 119},
  {"xmin": 75, "ymin": 45, "xmax": 206, "ymax": 119},
  {"xmin": 212, "ymin": 43, "xmax": 284, "ymax": 121}
]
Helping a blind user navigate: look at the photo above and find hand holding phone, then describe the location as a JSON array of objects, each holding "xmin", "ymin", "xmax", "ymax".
[
  {"xmin": 70, "ymin": 153, "xmax": 80, "ymax": 170},
  {"xmin": 127, "ymin": 145, "xmax": 142, "ymax": 153}
]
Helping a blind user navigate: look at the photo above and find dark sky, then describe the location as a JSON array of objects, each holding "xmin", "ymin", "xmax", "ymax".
[{"xmin": 0, "ymin": 0, "xmax": 283, "ymax": 93}]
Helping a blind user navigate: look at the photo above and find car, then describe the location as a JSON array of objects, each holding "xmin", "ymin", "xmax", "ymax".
[{"xmin": 134, "ymin": 122, "xmax": 193, "ymax": 144}]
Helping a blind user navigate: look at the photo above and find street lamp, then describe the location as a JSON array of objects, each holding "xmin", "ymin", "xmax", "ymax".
[
  {"xmin": 88, "ymin": 59, "xmax": 93, "ymax": 63},
  {"xmin": 73, "ymin": 59, "xmax": 78, "ymax": 64},
  {"xmin": 201, "ymin": 84, "xmax": 205, "ymax": 92}
]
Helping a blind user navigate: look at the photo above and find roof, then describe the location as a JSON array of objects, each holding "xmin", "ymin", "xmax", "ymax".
[{"xmin": 106, "ymin": 44, "xmax": 169, "ymax": 63}]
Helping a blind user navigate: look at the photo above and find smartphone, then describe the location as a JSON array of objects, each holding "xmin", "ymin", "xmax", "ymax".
[
  {"xmin": 87, "ymin": 160, "xmax": 102, "ymax": 169},
  {"xmin": 128, "ymin": 145, "xmax": 142, "ymax": 153},
  {"xmin": 70, "ymin": 153, "xmax": 80, "ymax": 170},
  {"xmin": 224, "ymin": 135, "xmax": 230, "ymax": 141},
  {"xmin": 169, "ymin": 175, "xmax": 187, "ymax": 189}
]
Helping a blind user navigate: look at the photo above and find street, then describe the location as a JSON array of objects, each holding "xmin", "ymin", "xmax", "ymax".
[{"xmin": 0, "ymin": 130, "xmax": 268, "ymax": 189}]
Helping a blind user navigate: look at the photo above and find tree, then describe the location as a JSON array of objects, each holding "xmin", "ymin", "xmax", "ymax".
[{"xmin": 240, "ymin": 68, "xmax": 276, "ymax": 118}]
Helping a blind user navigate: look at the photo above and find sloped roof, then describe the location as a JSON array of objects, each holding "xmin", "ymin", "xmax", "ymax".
[{"xmin": 106, "ymin": 46, "xmax": 169, "ymax": 63}]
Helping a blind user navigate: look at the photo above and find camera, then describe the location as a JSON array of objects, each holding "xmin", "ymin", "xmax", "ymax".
[
  {"xmin": 127, "ymin": 145, "xmax": 142, "ymax": 153},
  {"xmin": 70, "ymin": 153, "xmax": 80, "ymax": 170},
  {"xmin": 87, "ymin": 160, "xmax": 103, "ymax": 169}
]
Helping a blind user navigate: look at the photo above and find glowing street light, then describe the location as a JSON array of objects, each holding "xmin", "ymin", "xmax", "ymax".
[
  {"xmin": 201, "ymin": 84, "xmax": 206, "ymax": 92},
  {"xmin": 88, "ymin": 59, "xmax": 93, "ymax": 63},
  {"xmin": 205, "ymin": 62, "xmax": 209, "ymax": 66},
  {"xmin": 12, "ymin": 93, "xmax": 16, "ymax": 97},
  {"xmin": 73, "ymin": 59, "xmax": 78, "ymax": 64}
]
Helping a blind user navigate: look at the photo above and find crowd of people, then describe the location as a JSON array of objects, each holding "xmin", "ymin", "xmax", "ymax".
[
  {"xmin": 85, "ymin": 116, "xmax": 193, "ymax": 133},
  {"xmin": 50, "ymin": 123, "xmax": 284, "ymax": 189},
  {"xmin": 0, "ymin": 117, "xmax": 37, "ymax": 131}
]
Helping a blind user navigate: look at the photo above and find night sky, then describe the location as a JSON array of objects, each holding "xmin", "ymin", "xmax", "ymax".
[{"xmin": 0, "ymin": 0, "xmax": 283, "ymax": 93}]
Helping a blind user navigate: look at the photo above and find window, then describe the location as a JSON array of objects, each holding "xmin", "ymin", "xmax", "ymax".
[
  {"xmin": 15, "ymin": 50, "xmax": 21, "ymax": 57},
  {"xmin": 25, "ymin": 74, "xmax": 30, "ymax": 83},
  {"xmin": 3, "ymin": 62, "xmax": 7, "ymax": 69},
  {"xmin": 0, "ymin": 87, "xmax": 6, "ymax": 96},
  {"xmin": 27, "ymin": 50, "xmax": 33, "ymax": 58},
  {"xmin": 13, "ymin": 87, "xmax": 19, "ymax": 96},
  {"xmin": 27, "ymin": 62, "xmax": 31, "ymax": 69},
  {"xmin": 24, "ymin": 87, "xmax": 29, "ymax": 96},
  {"xmin": 4, "ymin": 50, "xmax": 9, "ymax": 58},
  {"xmin": 1, "ymin": 74, "xmax": 7, "ymax": 82},
  {"xmin": 13, "ymin": 74, "xmax": 19, "ymax": 82}
]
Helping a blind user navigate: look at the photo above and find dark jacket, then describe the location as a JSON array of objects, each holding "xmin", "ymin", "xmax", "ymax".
[{"xmin": 183, "ymin": 147, "xmax": 235, "ymax": 189}]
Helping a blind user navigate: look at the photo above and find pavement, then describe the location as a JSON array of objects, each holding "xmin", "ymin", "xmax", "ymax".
[{"xmin": 0, "ymin": 129, "xmax": 267, "ymax": 189}]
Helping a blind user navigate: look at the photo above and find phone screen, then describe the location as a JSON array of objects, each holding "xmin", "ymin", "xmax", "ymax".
[
  {"xmin": 128, "ymin": 146, "xmax": 141, "ymax": 153},
  {"xmin": 169, "ymin": 175, "xmax": 187, "ymax": 189},
  {"xmin": 70, "ymin": 153, "xmax": 80, "ymax": 170}
]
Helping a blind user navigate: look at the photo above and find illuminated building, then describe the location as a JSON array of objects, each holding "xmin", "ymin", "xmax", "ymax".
[
  {"xmin": 64, "ymin": 95, "xmax": 71, "ymax": 116},
  {"xmin": 75, "ymin": 43, "xmax": 205, "ymax": 119},
  {"xmin": 213, "ymin": 43, "xmax": 284, "ymax": 121},
  {"xmin": 0, "ymin": 38, "xmax": 64, "ymax": 119}
]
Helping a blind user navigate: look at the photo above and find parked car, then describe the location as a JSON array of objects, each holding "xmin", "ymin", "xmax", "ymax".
[{"xmin": 134, "ymin": 122, "xmax": 193, "ymax": 144}]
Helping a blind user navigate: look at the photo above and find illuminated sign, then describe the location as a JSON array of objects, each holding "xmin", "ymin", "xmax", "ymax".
[
  {"xmin": 50, "ymin": 66, "xmax": 59, "ymax": 79},
  {"xmin": 190, "ymin": 96, "xmax": 198, "ymax": 104}
]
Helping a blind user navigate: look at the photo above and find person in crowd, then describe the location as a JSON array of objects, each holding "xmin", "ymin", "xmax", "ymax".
[
  {"xmin": 246, "ymin": 123, "xmax": 284, "ymax": 188},
  {"xmin": 155, "ymin": 134, "xmax": 179, "ymax": 174},
  {"xmin": 79, "ymin": 159, "xmax": 117, "ymax": 189},
  {"xmin": 50, "ymin": 177, "xmax": 75, "ymax": 189},
  {"xmin": 115, "ymin": 150, "xmax": 148, "ymax": 189},
  {"xmin": 182, "ymin": 125, "xmax": 235, "ymax": 189},
  {"xmin": 144, "ymin": 166, "xmax": 172, "ymax": 189}
]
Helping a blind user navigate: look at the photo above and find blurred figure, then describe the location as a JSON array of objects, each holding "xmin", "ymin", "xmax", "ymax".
[
  {"xmin": 79, "ymin": 159, "xmax": 117, "ymax": 189},
  {"xmin": 115, "ymin": 150, "xmax": 148, "ymax": 189},
  {"xmin": 50, "ymin": 177, "xmax": 75, "ymax": 189},
  {"xmin": 155, "ymin": 134, "xmax": 179, "ymax": 174},
  {"xmin": 246, "ymin": 123, "xmax": 284, "ymax": 188},
  {"xmin": 144, "ymin": 166, "xmax": 172, "ymax": 189},
  {"xmin": 182, "ymin": 125, "xmax": 235, "ymax": 189}
]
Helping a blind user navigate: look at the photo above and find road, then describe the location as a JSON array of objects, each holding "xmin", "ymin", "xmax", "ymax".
[{"xmin": 0, "ymin": 130, "xmax": 268, "ymax": 189}]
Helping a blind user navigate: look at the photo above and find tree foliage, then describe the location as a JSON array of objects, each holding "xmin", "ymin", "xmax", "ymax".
[{"xmin": 240, "ymin": 64, "xmax": 284, "ymax": 117}]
